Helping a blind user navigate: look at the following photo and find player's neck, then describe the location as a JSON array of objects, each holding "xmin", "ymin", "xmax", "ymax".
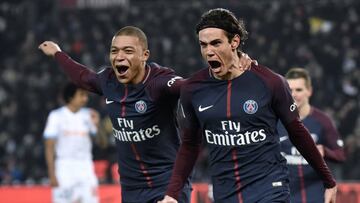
[
  {"xmin": 131, "ymin": 64, "xmax": 147, "ymax": 84},
  {"xmin": 229, "ymin": 68, "xmax": 245, "ymax": 80},
  {"xmin": 299, "ymin": 103, "xmax": 311, "ymax": 120},
  {"xmin": 226, "ymin": 55, "xmax": 245, "ymax": 80},
  {"xmin": 66, "ymin": 104, "xmax": 81, "ymax": 113}
]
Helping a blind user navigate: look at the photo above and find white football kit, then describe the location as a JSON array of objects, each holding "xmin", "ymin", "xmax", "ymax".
[{"xmin": 44, "ymin": 106, "xmax": 99, "ymax": 203}]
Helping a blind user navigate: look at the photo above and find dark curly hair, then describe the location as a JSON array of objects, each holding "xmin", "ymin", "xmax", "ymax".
[
  {"xmin": 62, "ymin": 82, "xmax": 80, "ymax": 104},
  {"xmin": 196, "ymin": 8, "xmax": 248, "ymax": 50}
]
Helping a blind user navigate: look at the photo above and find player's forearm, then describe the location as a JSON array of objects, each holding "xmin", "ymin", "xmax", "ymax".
[
  {"xmin": 286, "ymin": 118, "xmax": 336, "ymax": 188},
  {"xmin": 165, "ymin": 143, "xmax": 200, "ymax": 200},
  {"xmin": 54, "ymin": 52, "xmax": 101, "ymax": 94},
  {"xmin": 46, "ymin": 163, "xmax": 56, "ymax": 178},
  {"xmin": 46, "ymin": 161, "xmax": 55, "ymax": 177},
  {"xmin": 45, "ymin": 145, "xmax": 56, "ymax": 177}
]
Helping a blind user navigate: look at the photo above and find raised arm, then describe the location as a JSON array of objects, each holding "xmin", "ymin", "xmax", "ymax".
[{"xmin": 38, "ymin": 41, "xmax": 102, "ymax": 94}]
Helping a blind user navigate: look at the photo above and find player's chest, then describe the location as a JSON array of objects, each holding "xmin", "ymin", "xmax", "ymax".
[
  {"xmin": 103, "ymin": 84, "xmax": 156, "ymax": 116},
  {"xmin": 105, "ymin": 95, "xmax": 156, "ymax": 119},
  {"xmin": 303, "ymin": 118, "xmax": 323, "ymax": 144},
  {"xmin": 192, "ymin": 80, "xmax": 272, "ymax": 123},
  {"xmin": 59, "ymin": 115, "xmax": 90, "ymax": 134}
]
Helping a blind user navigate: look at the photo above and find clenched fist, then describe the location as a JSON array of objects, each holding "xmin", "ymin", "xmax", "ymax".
[{"xmin": 38, "ymin": 41, "xmax": 62, "ymax": 57}]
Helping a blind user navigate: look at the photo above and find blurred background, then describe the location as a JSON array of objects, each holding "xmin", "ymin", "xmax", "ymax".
[{"xmin": 0, "ymin": 0, "xmax": 359, "ymax": 197}]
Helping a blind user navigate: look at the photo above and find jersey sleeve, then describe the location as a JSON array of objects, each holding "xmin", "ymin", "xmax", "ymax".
[
  {"xmin": 54, "ymin": 52, "xmax": 102, "ymax": 95},
  {"xmin": 285, "ymin": 119, "xmax": 336, "ymax": 188},
  {"xmin": 147, "ymin": 74, "xmax": 185, "ymax": 101},
  {"xmin": 43, "ymin": 111, "xmax": 60, "ymax": 139},
  {"xmin": 271, "ymin": 75, "xmax": 299, "ymax": 125},
  {"xmin": 317, "ymin": 113, "xmax": 346, "ymax": 162},
  {"xmin": 165, "ymin": 86, "xmax": 202, "ymax": 200},
  {"xmin": 272, "ymin": 75, "xmax": 336, "ymax": 188}
]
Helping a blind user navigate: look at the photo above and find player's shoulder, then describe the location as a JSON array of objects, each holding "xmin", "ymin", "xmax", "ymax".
[
  {"xmin": 147, "ymin": 62, "xmax": 177, "ymax": 78},
  {"xmin": 48, "ymin": 106, "xmax": 66, "ymax": 118},
  {"xmin": 249, "ymin": 63, "xmax": 287, "ymax": 89},
  {"xmin": 184, "ymin": 67, "xmax": 209, "ymax": 85},
  {"xmin": 51, "ymin": 106, "xmax": 66, "ymax": 114},
  {"xmin": 144, "ymin": 62, "xmax": 184, "ymax": 89},
  {"xmin": 78, "ymin": 107, "xmax": 91, "ymax": 114},
  {"xmin": 250, "ymin": 63, "xmax": 283, "ymax": 81},
  {"xmin": 179, "ymin": 68, "xmax": 209, "ymax": 97},
  {"xmin": 97, "ymin": 66, "xmax": 113, "ymax": 75},
  {"xmin": 310, "ymin": 106, "xmax": 333, "ymax": 125},
  {"xmin": 97, "ymin": 66, "xmax": 119, "ymax": 83}
]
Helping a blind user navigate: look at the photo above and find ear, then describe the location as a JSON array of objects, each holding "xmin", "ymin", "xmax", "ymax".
[
  {"xmin": 308, "ymin": 86, "xmax": 313, "ymax": 97},
  {"xmin": 142, "ymin": 49, "xmax": 150, "ymax": 61},
  {"xmin": 231, "ymin": 34, "xmax": 241, "ymax": 50}
]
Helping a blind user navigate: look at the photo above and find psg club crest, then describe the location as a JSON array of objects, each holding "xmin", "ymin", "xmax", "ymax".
[
  {"xmin": 243, "ymin": 100, "xmax": 258, "ymax": 114},
  {"xmin": 135, "ymin": 100, "xmax": 147, "ymax": 113}
]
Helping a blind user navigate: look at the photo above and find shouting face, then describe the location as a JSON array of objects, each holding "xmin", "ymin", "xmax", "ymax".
[
  {"xmin": 109, "ymin": 35, "xmax": 150, "ymax": 84},
  {"xmin": 198, "ymin": 27, "xmax": 240, "ymax": 80}
]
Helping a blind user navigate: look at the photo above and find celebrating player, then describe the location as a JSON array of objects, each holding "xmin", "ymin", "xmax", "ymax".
[
  {"xmin": 39, "ymin": 26, "xmax": 254, "ymax": 202},
  {"xmin": 278, "ymin": 67, "xmax": 345, "ymax": 203},
  {"xmin": 159, "ymin": 8, "xmax": 337, "ymax": 203}
]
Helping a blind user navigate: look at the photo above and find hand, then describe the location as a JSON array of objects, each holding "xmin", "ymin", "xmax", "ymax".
[
  {"xmin": 238, "ymin": 52, "xmax": 258, "ymax": 71},
  {"xmin": 157, "ymin": 195, "xmax": 178, "ymax": 203},
  {"xmin": 49, "ymin": 174, "xmax": 59, "ymax": 187},
  {"xmin": 317, "ymin": 144, "xmax": 325, "ymax": 157},
  {"xmin": 324, "ymin": 185, "xmax": 337, "ymax": 203},
  {"xmin": 38, "ymin": 41, "xmax": 62, "ymax": 57}
]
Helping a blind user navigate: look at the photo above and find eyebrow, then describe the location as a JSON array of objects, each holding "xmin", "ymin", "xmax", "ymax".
[
  {"xmin": 110, "ymin": 46, "xmax": 135, "ymax": 50},
  {"xmin": 199, "ymin": 39, "xmax": 222, "ymax": 45}
]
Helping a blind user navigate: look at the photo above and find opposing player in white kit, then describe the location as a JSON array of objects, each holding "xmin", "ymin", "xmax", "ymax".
[{"xmin": 44, "ymin": 82, "xmax": 100, "ymax": 203}]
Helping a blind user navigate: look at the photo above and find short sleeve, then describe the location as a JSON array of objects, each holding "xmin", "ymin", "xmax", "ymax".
[{"xmin": 43, "ymin": 111, "xmax": 60, "ymax": 139}]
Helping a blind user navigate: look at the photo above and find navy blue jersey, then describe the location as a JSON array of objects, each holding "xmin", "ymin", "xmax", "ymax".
[
  {"xmin": 54, "ymin": 52, "xmax": 190, "ymax": 202},
  {"xmin": 97, "ymin": 64, "xmax": 181, "ymax": 189},
  {"xmin": 278, "ymin": 107, "xmax": 345, "ymax": 203},
  {"xmin": 177, "ymin": 64, "xmax": 297, "ymax": 202},
  {"xmin": 166, "ymin": 64, "xmax": 335, "ymax": 202}
]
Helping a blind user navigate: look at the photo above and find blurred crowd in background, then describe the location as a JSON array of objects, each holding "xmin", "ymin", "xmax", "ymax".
[{"xmin": 0, "ymin": 0, "xmax": 359, "ymax": 185}]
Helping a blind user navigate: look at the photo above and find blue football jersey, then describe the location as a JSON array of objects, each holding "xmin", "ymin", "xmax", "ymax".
[
  {"xmin": 54, "ymin": 52, "xmax": 190, "ymax": 202},
  {"xmin": 278, "ymin": 107, "xmax": 345, "ymax": 203},
  {"xmin": 178, "ymin": 64, "xmax": 298, "ymax": 202}
]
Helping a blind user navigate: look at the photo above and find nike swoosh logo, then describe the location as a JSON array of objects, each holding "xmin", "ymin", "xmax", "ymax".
[
  {"xmin": 198, "ymin": 105, "xmax": 213, "ymax": 112},
  {"xmin": 105, "ymin": 98, "xmax": 114, "ymax": 104},
  {"xmin": 279, "ymin": 136, "xmax": 288, "ymax": 142}
]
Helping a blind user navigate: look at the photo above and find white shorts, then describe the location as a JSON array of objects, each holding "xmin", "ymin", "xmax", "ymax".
[{"xmin": 53, "ymin": 159, "xmax": 99, "ymax": 203}]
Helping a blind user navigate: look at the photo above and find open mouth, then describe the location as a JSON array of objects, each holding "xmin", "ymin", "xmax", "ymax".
[
  {"xmin": 208, "ymin": 61, "xmax": 221, "ymax": 69},
  {"xmin": 115, "ymin": 65, "xmax": 129, "ymax": 75}
]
